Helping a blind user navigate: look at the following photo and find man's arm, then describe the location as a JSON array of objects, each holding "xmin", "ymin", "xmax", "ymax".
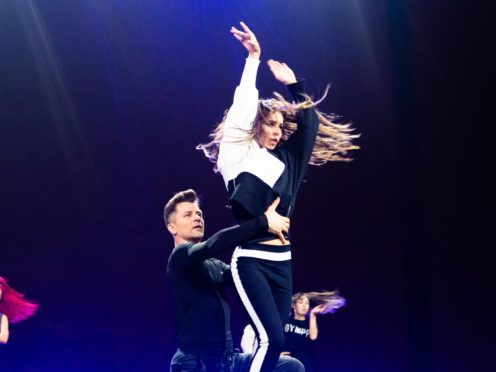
[
  {"xmin": 182, "ymin": 214, "xmax": 268, "ymax": 264},
  {"xmin": 172, "ymin": 198, "xmax": 288, "ymax": 268}
]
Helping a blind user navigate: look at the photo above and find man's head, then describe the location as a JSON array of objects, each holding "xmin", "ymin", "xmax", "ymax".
[{"xmin": 164, "ymin": 189, "xmax": 205, "ymax": 245}]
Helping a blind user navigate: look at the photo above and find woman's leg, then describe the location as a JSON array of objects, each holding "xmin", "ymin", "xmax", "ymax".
[
  {"xmin": 268, "ymin": 259, "xmax": 292, "ymax": 326},
  {"xmin": 231, "ymin": 256, "xmax": 290, "ymax": 372}
]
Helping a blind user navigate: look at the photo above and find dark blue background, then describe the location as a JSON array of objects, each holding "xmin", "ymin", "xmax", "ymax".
[{"xmin": 0, "ymin": 1, "xmax": 491, "ymax": 371}]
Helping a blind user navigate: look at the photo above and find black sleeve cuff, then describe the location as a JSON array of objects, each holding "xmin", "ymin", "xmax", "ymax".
[
  {"xmin": 286, "ymin": 79, "xmax": 306, "ymax": 102},
  {"xmin": 257, "ymin": 214, "xmax": 269, "ymax": 231}
]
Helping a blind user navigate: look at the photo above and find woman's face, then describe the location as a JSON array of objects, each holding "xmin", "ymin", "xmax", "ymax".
[
  {"xmin": 256, "ymin": 111, "xmax": 284, "ymax": 150},
  {"xmin": 293, "ymin": 296, "xmax": 310, "ymax": 317}
]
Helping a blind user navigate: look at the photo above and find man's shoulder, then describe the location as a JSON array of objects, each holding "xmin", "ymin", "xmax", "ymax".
[
  {"xmin": 167, "ymin": 243, "xmax": 194, "ymax": 269},
  {"xmin": 172, "ymin": 242, "xmax": 194, "ymax": 254}
]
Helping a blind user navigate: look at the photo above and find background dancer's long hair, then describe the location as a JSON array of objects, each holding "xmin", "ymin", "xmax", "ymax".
[
  {"xmin": 292, "ymin": 290, "xmax": 346, "ymax": 315},
  {"xmin": 0, "ymin": 276, "xmax": 39, "ymax": 323}
]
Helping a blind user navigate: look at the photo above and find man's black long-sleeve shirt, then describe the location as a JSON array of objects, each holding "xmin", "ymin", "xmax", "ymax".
[{"xmin": 167, "ymin": 215, "xmax": 268, "ymax": 358}]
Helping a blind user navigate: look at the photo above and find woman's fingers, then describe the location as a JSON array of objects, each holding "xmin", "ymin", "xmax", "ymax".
[
  {"xmin": 232, "ymin": 33, "xmax": 243, "ymax": 42},
  {"xmin": 230, "ymin": 26, "xmax": 249, "ymax": 36},
  {"xmin": 239, "ymin": 21, "xmax": 252, "ymax": 34},
  {"xmin": 231, "ymin": 22, "xmax": 253, "ymax": 40},
  {"xmin": 268, "ymin": 197, "xmax": 281, "ymax": 210},
  {"xmin": 230, "ymin": 28, "xmax": 245, "ymax": 36},
  {"xmin": 267, "ymin": 60, "xmax": 285, "ymax": 73},
  {"xmin": 267, "ymin": 59, "xmax": 296, "ymax": 85},
  {"xmin": 282, "ymin": 218, "xmax": 290, "ymax": 233},
  {"xmin": 231, "ymin": 28, "xmax": 248, "ymax": 39},
  {"xmin": 267, "ymin": 59, "xmax": 276, "ymax": 67},
  {"xmin": 231, "ymin": 22, "xmax": 260, "ymax": 57},
  {"xmin": 278, "ymin": 231, "xmax": 289, "ymax": 245}
]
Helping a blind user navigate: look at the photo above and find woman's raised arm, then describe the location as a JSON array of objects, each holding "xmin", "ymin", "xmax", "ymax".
[{"xmin": 231, "ymin": 21, "xmax": 261, "ymax": 60}]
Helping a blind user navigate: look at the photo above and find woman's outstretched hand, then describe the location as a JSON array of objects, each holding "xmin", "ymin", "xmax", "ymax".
[
  {"xmin": 310, "ymin": 304, "xmax": 326, "ymax": 315},
  {"xmin": 231, "ymin": 21, "xmax": 261, "ymax": 59},
  {"xmin": 267, "ymin": 59, "xmax": 297, "ymax": 85}
]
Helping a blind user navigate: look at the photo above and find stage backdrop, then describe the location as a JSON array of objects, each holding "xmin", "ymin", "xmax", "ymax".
[{"xmin": 0, "ymin": 1, "xmax": 490, "ymax": 371}]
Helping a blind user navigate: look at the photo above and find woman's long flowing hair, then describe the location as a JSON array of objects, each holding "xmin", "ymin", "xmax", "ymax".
[
  {"xmin": 292, "ymin": 290, "xmax": 346, "ymax": 315},
  {"xmin": 197, "ymin": 88, "xmax": 360, "ymax": 171},
  {"xmin": 0, "ymin": 276, "xmax": 39, "ymax": 323}
]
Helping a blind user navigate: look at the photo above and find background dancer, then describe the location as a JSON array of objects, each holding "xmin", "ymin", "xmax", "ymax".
[
  {"xmin": 241, "ymin": 291, "xmax": 345, "ymax": 372},
  {"xmin": 198, "ymin": 21, "xmax": 358, "ymax": 372},
  {"xmin": 0, "ymin": 276, "xmax": 39, "ymax": 345},
  {"xmin": 283, "ymin": 291, "xmax": 345, "ymax": 372}
]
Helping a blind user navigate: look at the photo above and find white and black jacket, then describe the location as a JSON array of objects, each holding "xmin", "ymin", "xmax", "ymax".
[{"xmin": 218, "ymin": 58, "xmax": 319, "ymax": 241}]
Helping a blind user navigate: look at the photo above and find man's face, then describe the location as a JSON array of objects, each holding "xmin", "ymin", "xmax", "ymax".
[{"xmin": 167, "ymin": 201, "xmax": 205, "ymax": 244}]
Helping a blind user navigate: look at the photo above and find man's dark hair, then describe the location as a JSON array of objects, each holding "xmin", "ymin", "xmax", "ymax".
[{"xmin": 163, "ymin": 189, "xmax": 199, "ymax": 224}]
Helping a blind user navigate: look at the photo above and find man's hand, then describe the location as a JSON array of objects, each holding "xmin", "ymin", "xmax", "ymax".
[
  {"xmin": 264, "ymin": 197, "xmax": 290, "ymax": 244},
  {"xmin": 231, "ymin": 21, "xmax": 261, "ymax": 59}
]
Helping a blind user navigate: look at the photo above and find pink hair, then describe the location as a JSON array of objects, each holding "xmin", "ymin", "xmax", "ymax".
[{"xmin": 0, "ymin": 276, "xmax": 39, "ymax": 323}]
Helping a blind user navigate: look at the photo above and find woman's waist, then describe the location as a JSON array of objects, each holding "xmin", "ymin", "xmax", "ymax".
[
  {"xmin": 243, "ymin": 241, "xmax": 291, "ymax": 252},
  {"xmin": 259, "ymin": 238, "xmax": 291, "ymax": 246},
  {"xmin": 245, "ymin": 233, "xmax": 291, "ymax": 246},
  {"xmin": 233, "ymin": 241, "xmax": 292, "ymax": 261}
]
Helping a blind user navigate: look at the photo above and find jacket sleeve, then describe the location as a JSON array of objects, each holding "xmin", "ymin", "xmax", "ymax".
[
  {"xmin": 283, "ymin": 79, "xmax": 319, "ymax": 164},
  {"xmin": 217, "ymin": 58, "xmax": 260, "ymax": 174}
]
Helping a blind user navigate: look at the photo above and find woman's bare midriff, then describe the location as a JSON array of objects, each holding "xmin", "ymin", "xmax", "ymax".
[{"xmin": 259, "ymin": 238, "xmax": 291, "ymax": 246}]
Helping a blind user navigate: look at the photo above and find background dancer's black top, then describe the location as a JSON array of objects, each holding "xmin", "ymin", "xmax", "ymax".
[
  {"xmin": 284, "ymin": 317, "xmax": 315, "ymax": 372},
  {"xmin": 166, "ymin": 215, "xmax": 268, "ymax": 359}
]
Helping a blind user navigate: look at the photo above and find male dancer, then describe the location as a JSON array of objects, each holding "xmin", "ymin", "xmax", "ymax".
[{"xmin": 165, "ymin": 189, "xmax": 303, "ymax": 371}]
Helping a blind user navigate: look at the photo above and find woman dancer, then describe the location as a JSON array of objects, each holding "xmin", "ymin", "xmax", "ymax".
[
  {"xmin": 241, "ymin": 291, "xmax": 345, "ymax": 372},
  {"xmin": 283, "ymin": 291, "xmax": 345, "ymax": 372},
  {"xmin": 0, "ymin": 276, "xmax": 39, "ymax": 344},
  {"xmin": 198, "ymin": 22, "xmax": 358, "ymax": 371}
]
